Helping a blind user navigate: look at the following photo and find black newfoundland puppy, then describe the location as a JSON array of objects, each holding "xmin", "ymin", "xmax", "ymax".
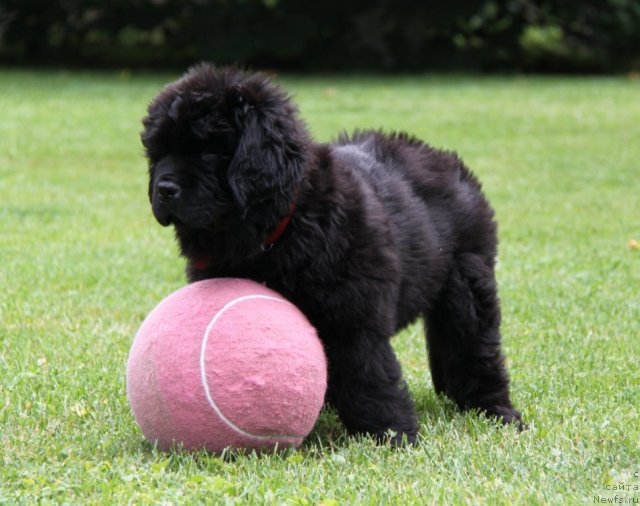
[{"xmin": 141, "ymin": 64, "xmax": 522, "ymax": 444}]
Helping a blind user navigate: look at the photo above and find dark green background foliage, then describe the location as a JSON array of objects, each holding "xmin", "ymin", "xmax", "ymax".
[{"xmin": 1, "ymin": 0, "xmax": 639, "ymax": 71}]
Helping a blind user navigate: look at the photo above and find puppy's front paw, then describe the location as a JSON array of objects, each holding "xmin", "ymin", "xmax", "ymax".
[{"xmin": 374, "ymin": 426, "xmax": 418, "ymax": 447}]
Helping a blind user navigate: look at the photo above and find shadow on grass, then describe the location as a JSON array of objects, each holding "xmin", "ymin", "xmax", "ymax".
[{"xmin": 124, "ymin": 388, "xmax": 519, "ymax": 468}]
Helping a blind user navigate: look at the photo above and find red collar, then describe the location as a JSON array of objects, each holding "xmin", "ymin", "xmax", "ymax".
[
  {"xmin": 192, "ymin": 201, "xmax": 296, "ymax": 270},
  {"xmin": 262, "ymin": 201, "xmax": 296, "ymax": 251}
]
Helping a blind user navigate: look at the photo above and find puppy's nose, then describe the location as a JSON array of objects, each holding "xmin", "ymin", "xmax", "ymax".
[{"xmin": 157, "ymin": 180, "xmax": 181, "ymax": 201}]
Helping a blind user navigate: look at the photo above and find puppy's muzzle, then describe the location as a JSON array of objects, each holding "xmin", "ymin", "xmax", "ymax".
[
  {"xmin": 152, "ymin": 174, "xmax": 183, "ymax": 226},
  {"xmin": 156, "ymin": 179, "xmax": 182, "ymax": 202}
]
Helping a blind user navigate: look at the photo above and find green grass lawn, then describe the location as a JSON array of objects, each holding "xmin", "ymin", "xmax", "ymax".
[{"xmin": 1, "ymin": 69, "xmax": 639, "ymax": 505}]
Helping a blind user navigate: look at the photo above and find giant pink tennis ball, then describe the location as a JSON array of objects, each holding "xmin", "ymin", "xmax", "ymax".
[{"xmin": 126, "ymin": 278, "xmax": 327, "ymax": 453}]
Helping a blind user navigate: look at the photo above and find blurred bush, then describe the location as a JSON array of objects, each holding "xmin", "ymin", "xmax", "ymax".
[{"xmin": 0, "ymin": 0, "xmax": 638, "ymax": 72}]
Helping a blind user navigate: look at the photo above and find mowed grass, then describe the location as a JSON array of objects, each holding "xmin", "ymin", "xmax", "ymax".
[{"xmin": 1, "ymin": 69, "xmax": 639, "ymax": 505}]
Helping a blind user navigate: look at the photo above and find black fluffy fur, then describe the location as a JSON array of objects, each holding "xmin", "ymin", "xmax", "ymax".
[{"xmin": 141, "ymin": 63, "xmax": 523, "ymax": 444}]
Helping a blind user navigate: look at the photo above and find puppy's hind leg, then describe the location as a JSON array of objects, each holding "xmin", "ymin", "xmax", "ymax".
[{"xmin": 424, "ymin": 253, "xmax": 523, "ymax": 428}]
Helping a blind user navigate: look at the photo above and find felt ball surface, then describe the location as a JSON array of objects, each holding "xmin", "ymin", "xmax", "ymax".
[{"xmin": 126, "ymin": 278, "xmax": 327, "ymax": 453}]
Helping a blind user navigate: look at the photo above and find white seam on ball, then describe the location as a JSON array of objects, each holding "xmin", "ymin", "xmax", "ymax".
[{"xmin": 200, "ymin": 294, "xmax": 304, "ymax": 442}]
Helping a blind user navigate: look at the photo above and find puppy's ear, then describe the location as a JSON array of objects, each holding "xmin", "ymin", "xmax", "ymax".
[{"xmin": 227, "ymin": 84, "xmax": 308, "ymax": 212}]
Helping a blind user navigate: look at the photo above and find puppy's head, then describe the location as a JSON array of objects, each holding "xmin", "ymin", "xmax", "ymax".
[{"xmin": 141, "ymin": 63, "xmax": 309, "ymax": 263}]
